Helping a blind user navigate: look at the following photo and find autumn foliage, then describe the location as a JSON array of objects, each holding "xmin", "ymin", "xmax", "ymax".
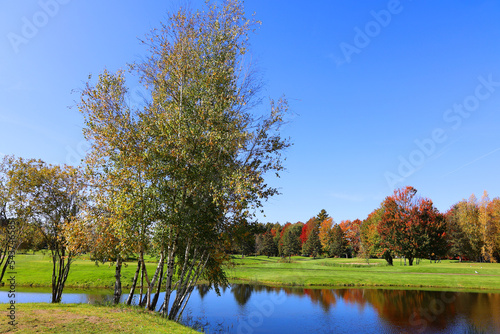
[{"xmin": 378, "ymin": 186, "xmax": 446, "ymax": 266}]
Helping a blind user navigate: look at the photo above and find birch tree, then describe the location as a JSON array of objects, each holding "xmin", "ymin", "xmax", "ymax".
[{"xmin": 78, "ymin": 0, "xmax": 290, "ymax": 321}]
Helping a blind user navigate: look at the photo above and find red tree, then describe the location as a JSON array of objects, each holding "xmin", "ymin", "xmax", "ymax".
[
  {"xmin": 378, "ymin": 186, "xmax": 446, "ymax": 266},
  {"xmin": 300, "ymin": 217, "xmax": 317, "ymax": 246}
]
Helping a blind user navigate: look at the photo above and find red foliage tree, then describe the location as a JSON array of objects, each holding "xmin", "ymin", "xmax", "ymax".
[
  {"xmin": 300, "ymin": 217, "xmax": 317, "ymax": 246},
  {"xmin": 340, "ymin": 219, "xmax": 362, "ymax": 256},
  {"xmin": 280, "ymin": 222, "xmax": 292, "ymax": 240},
  {"xmin": 378, "ymin": 186, "xmax": 446, "ymax": 266},
  {"xmin": 300, "ymin": 224, "xmax": 308, "ymax": 245}
]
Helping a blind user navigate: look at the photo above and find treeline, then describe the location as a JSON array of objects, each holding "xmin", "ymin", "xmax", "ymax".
[{"xmin": 227, "ymin": 187, "xmax": 500, "ymax": 265}]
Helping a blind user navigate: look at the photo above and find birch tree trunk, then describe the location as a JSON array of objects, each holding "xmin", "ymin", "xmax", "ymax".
[
  {"xmin": 114, "ymin": 256, "xmax": 122, "ymax": 304},
  {"xmin": 126, "ymin": 259, "xmax": 141, "ymax": 305}
]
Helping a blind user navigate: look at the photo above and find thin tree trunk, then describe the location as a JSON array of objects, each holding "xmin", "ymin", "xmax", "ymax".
[
  {"xmin": 51, "ymin": 249, "xmax": 71, "ymax": 303},
  {"xmin": 138, "ymin": 258, "xmax": 152, "ymax": 307},
  {"xmin": 56, "ymin": 258, "xmax": 71, "ymax": 303},
  {"xmin": 170, "ymin": 250, "xmax": 205, "ymax": 319},
  {"xmin": 139, "ymin": 256, "xmax": 145, "ymax": 307},
  {"xmin": 161, "ymin": 236, "xmax": 178, "ymax": 318},
  {"xmin": 150, "ymin": 260, "xmax": 164, "ymax": 310},
  {"xmin": 114, "ymin": 256, "xmax": 122, "ymax": 304},
  {"xmin": 126, "ymin": 259, "xmax": 141, "ymax": 305},
  {"xmin": 175, "ymin": 240, "xmax": 194, "ymax": 294},
  {"xmin": 146, "ymin": 251, "xmax": 164, "ymax": 309},
  {"xmin": 51, "ymin": 250, "xmax": 58, "ymax": 303},
  {"xmin": 170, "ymin": 246, "xmax": 200, "ymax": 315},
  {"xmin": 0, "ymin": 256, "xmax": 9, "ymax": 283},
  {"xmin": 176, "ymin": 253, "xmax": 210, "ymax": 322},
  {"xmin": 0, "ymin": 243, "xmax": 8, "ymax": 283}
]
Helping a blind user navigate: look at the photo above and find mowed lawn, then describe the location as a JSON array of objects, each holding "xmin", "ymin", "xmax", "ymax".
[
  {"xmin": 5, "ymin": 252, "xmax": 160, "ymax": 289},
  {"xmin": 0, "ymin": 303, "xmax": 198, "ymax": 334},
  {"xmin": 225, "ymin": 256, "xmax": 500, "ymax": 291},
  {"xmin": 3, "ymin": 253, "xmax": 500, "ymax": 291}
]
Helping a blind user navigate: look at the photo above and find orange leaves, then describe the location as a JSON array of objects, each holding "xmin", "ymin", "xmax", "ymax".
[
  {"xmin": 378, "ymin": 187, "xmax": 446, "ymax": 264},
  {"xmin": 319, "ymin": 217, "xmax": 333, "ymax": 250},
  {"xmin": 340, "ymin": 219, "xmax": 361, "ymax": 255}
]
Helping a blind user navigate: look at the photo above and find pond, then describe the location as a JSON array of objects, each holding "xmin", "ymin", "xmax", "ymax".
[{"xmin": 2, "ymin": 285, "xmax": 500, "ymax": 333}]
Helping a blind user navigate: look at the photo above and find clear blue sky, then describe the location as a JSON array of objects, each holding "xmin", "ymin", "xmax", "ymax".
[{"xmin": 1, "ymin": 0, "xmax": 500, "ymax": 225}]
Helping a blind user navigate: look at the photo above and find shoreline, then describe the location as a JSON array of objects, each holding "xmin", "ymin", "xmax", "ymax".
[{"xmin": 2, "ymin": 279, "xmax": 500, "ymax": 295}]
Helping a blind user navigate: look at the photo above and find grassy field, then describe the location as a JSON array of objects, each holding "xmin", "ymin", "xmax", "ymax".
[
  {"xmin": 225, "ymin": 255, "xmax": 500, "ymax": 292},
  {"xmin": 2, "ymin": 252, "xmax": 500, "ymax": 291},
  {"xmin": 2, "ymin": 252, "xmax": 160, "ymax": 289},
  {"xmin": 0, "ymin": 303, "xmax": 198, "ymax": 334}
]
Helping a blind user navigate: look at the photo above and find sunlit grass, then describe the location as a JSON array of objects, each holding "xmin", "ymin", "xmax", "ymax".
[
  {"xmin": 0, "ymin": 303, "xmax": 198, "ymax": 334},
  {"xmin": 4, "ymin": 252, "xmax": 160, "ymax": 289},
  {"xmin": 225, "ymin": 255, "xmax": 500, "ymax": 291},
  {"xmin": 3, "ymin": 252, "xmax": 500, "ymax": 292}
]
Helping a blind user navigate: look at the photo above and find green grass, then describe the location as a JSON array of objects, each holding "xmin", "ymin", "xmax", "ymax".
[
  {"xmin": 3, "ymin": 253, "xmax": 500, "ymax": 292},
  {"xmin": 224, "ymin": 256, "xmax": 500, "ymax": 291},
  {"xmin": 3, "ymin": 252, "xmax": 160, "ymax": 289},
  {"xmin": 0, "ymin": 303, "xmax": 198, "ymax": 333}
]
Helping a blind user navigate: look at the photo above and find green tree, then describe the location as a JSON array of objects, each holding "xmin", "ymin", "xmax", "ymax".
[
  {"xmin": 78, "ymin": 0, "xmax": 290, "ymax": 320},
  {"xmin": 316, "ymin": 209, "xmax": 329, "ymax": 223},
  {"xmin": 261, "ymin": 230, "xmax": 277, "ymax": 257},
  {"xmin": 0, "ymin": 156, "xmax": 28, "ymax": 283},
  {"xmin": 303, "ymin": 222, "xmax": 322, "ymax": 258},
  {"xmin": 328, "ymin": 225, "xmax": 347, "ymax": 257},
  {"xmin": 7, "ymin": 158, "xmax": 85, "ymax": 302},
  {"xmin": 360, "ymin": 206, "xmax": 384, "ymax": 260},
  {"xmin": 282, "ymin": 223, "xmax": 302, "ymax": 259}
]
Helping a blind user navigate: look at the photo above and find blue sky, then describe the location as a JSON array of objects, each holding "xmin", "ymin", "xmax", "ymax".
[{"xmin": 1, "ymin": 0, "xmax": 500, "ymax": 225}]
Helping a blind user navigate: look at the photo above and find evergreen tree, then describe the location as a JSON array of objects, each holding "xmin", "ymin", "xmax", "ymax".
[
  {"xmin": 282, "ymin": 223, "xmax": 302, "ymax": 259},
  {"xmin": 303, "ymin": 223, "xmax": 322, "ymax": 258},
  {"xmin": 262, "ymin": 231, "xmax": 277, "ymax": 257},
  {"xmin": 316, "ymin": 209, "xmax": 329, "ymax": 223},
  {"xmin": 328, "ymin": 225, "xmax": 347, "ymax": 258}
]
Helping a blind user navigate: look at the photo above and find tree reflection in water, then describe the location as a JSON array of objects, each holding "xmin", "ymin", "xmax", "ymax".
[
  {"xmin": 2, "ymin": 286, "xmax": 499, "ymax": 333},
  {"xmin": 216, "ymin": 284, "xmax": 499, "ymax": 332}
]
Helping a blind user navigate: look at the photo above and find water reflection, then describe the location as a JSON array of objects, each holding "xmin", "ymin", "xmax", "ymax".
[
  {"xmin": 2, "ymin": 285, "xmax": 499, "ymax": 333},
  {"xmin": 197, "ymin": 284, "xmax": 211, "ymax": 299},
  {"xmin": 230, "ymin": 284, "xmax": 253, "ymax": 306},
  {"xmin": 192, "ymin": 284, "xmax": 500, "ymax": 333}
]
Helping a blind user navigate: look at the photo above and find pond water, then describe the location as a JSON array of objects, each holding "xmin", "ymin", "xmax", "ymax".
[{"xmin": 2, "ymin": 285, "xmax": 500, "ymax": 333}]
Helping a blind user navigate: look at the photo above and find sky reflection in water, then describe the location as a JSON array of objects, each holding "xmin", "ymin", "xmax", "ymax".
[{"xmin": 2, "ymin": 285, "xmax": 499, "ymax": 333}]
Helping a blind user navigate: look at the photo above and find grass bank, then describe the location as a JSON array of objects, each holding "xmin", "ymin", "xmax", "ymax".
[
  {"xmin": 225, "ymin": 256, "xmax": 500, "ymax": 291},
  {"xmin": 0, "ymin": 303, "xmax": 198, "ymax": 333}
]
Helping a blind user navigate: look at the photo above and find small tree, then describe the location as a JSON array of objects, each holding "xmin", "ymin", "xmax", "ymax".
[{"xmin": 8, "ymin": 158, "xmax": 85, "ymax": 302}]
